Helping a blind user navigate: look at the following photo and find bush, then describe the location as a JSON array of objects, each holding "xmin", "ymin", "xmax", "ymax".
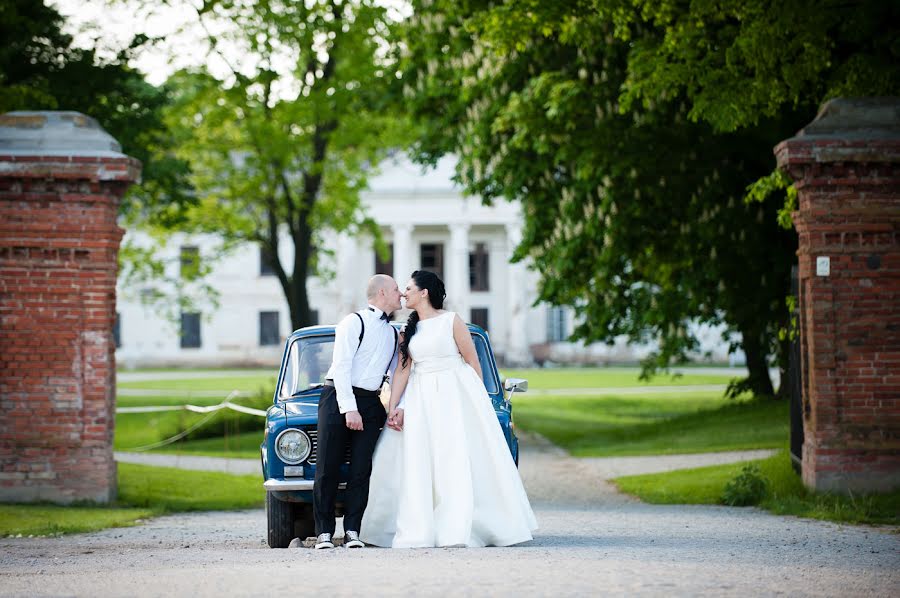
[
  {"xmin": 721, "ymin": 464, "xmax": 769, "ymax": 506},
  {"xmin": 163, "ymin": 389, "xmax": 271, "ymax": 441}
]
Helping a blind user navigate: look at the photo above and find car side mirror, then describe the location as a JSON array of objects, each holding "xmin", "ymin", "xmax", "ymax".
[{"xmin": 503, "ymin": 378, "xmax": 528, "ymax": 393}]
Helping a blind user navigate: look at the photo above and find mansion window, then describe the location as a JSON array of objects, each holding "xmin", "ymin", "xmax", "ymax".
[
  {"xmin": 260, "ymin": 247, "xmax": 274, "ymax": 276},
  {"xmin": 547, "ymin": 306, "xmax": 568, "ymax": 343},
  {"xmin": 420, "ymin": 243, "xmax": 444, "ymax": 280},
  {"xmin": 180, "ymin": 246, "xmax": 199, "ymax": 279},
  {"xmin": 375, "ymin": 243, "xmax": 393, "ymax": 276},
  {"xmin": 469, "ymin": 242, "xmax": 489, "ymax": 291},
  {"xmin": 470, "ymin": 307, "xmax": 489, "ymax": 332},
  {"xmin": 259, "ymin": 311, "xmax": 280, "ymax": 346},
  {"xmin": 180, "ymin": 312, "xmax": 202, "ymax": 348}
]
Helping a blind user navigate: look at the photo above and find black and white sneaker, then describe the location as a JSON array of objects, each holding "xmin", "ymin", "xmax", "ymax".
[
  {"xmin": 344, "ymin": 531, "xmax": 364, "ymax": 548},
  {"xmin": 314, "ymin": 533, "xmax": 334, "ymax": 550}
]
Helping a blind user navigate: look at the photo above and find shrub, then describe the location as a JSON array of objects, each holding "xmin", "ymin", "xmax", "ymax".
[
  {"xmin": 163, "ymin": 389, "xmax": 271, "ymax": 441},
  {"xmin": 721, "ymin": 464, "xmax": 769, "ymax": 506}
]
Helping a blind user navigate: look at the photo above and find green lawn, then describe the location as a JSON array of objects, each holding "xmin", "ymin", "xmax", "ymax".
[
  {"xmin": 0, "ymin": 463, "xmax": 264, "ymax": 537},
  {"xmin": 116, "ymin": 394, "xmax": 239, "ymax": 407},
  {"xmin": 514, "ymin": 392, "xmax": 788, "ymax": 456},
  {"xmin": 502, "ymin": 367, "xmax": 732, "ymax": 389},
  {"xmin": 113, "ymin": 367, "xmax": 778, "ymax": 460},
  {"xmin": 118, "ymin": 375, "xmax": 276, "ymax": 392},
  {"xmin": 614, "ymin": 449, "xmax": 900, "ymax": 526},
  {"xmin": 115, "ymin": 409, "xmax": 263, "ymax": 458}
]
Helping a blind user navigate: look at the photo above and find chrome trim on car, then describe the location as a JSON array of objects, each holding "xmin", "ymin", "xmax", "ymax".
[{"xmin": 264, "ymin": 479, "xmax": 346, "ymax": 491}]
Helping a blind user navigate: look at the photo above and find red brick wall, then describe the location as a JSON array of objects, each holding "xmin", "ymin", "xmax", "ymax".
[
  {"xmin": 776, "ymin": 131, "xmax": 900, "ymax": 493},
  {"xmin": 0, "ymin": 154, "xmax": 140, "ymax": 503}
]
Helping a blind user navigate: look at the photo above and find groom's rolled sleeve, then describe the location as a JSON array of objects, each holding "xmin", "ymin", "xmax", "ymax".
[{"xmin": 331, "ymin": 315, "xmax": 361, "ymax": 414}]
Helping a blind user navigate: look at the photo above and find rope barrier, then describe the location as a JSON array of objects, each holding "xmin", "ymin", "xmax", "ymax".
[{"xmin": 121, "ymin": 390, "xmax": 268, "ymax": 452}]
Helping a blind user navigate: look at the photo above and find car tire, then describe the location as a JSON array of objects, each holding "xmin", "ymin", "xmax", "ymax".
[
  {"xmin": 266, "ymin": 492, "xmax": 299, "ymax": 548},
  {"xmin": 293, "ymin": 502, "xmax": 315, "ymax": 540}
]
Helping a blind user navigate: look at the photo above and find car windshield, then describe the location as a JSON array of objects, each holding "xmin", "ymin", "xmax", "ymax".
[{"xmin": 278, "ymin": 331, "xmax": 499, "ymax": 399}]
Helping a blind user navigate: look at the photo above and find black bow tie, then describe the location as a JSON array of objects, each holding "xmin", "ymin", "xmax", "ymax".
[{"xmin": 369, "ymin": 308, "xmax": 390, "ymax": 322}]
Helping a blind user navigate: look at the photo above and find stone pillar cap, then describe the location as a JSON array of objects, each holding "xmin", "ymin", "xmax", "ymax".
[
  {"xmin": 0, "ymin": 111, "xmax": 127, "ymax": 157},
  {"xmin": 796, "ymin": 97, "xmax": 900, "ymax": 139}
]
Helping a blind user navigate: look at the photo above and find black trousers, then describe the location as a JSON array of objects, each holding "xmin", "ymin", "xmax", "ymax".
[{"xmin": 313, "ymin": 384, "xmax": 386, "ymax": 536}]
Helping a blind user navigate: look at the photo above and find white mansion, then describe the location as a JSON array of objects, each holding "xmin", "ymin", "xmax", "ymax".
[{"xmin": 115, "ymin": 155, "xmax": 738, "ymax": 368}]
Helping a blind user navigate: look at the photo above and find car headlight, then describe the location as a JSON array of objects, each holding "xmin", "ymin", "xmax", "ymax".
[{"xmin": 274, "ymin": 428, "xmax": 311, "ymax": 465}]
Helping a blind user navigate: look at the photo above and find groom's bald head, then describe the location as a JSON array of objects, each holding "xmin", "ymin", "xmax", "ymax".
[{"xmin": 366, "ymin": 274, "xmax": 394, "ymax": 299}]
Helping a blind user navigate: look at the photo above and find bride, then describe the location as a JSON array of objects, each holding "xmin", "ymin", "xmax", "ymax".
[{"xmin": 360, "ymin": 270, "xmax": 537, "ymax": 547}]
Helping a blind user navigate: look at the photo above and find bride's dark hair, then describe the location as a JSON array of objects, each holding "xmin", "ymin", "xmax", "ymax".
[{"xmin": 400, "ymin": 270, "xmax": 446, "ymax": 368}]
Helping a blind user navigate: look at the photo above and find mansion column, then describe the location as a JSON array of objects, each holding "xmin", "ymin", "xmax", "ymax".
[
  {"xmin": 392, "ymin": 223, "xmax": 413, "ymax": 287},
  {"xmin": 337, "ymin": 233, "xmax": 359, "ymax": 316},
  {"xmin": 447, "ymin": 223, "xmax": 470, "ymax": 318},
  {"xmin": 505, "ymin": 223, "xmax": 531, "ymax": 365}
]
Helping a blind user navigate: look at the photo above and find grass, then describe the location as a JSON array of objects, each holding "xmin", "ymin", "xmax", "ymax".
[
  {"xmin": 118, "ymin": 375, "xmax": 276, "ymax": 392},
  {"xmin": 115, "ymin": 409, "xmax": 263, "ymax": 458},
  {"xmin": 113, "ymin": 367, "xmax": 776, "ymax": 460},
  {"xmin": 116, "ymin": 394, "xmax": 239, "ymax": 407},
  {"xmin": 0, "ymin": 463, "xmax": 264, "ymax": 537},
  {"xmin": 514, "ymin": 392, "xmax": 788, "ymax": 456},
  {"xmin": 614, "ymin": 449, "xmax": 900, "ymax": 526},
  {"xmin": 0, "ymin": 505, "xmax": 154, "ymax": 537},
  {"xmin": 501, "ymin": 367, "xmax": 732, "ymax": 389}
]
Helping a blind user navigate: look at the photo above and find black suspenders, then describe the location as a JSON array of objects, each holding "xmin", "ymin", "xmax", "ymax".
[{"xmin": 353, "ymin": 311, "xmax": 399, "ymax": 384}]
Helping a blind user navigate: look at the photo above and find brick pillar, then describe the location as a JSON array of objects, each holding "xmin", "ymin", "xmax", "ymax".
[
  {"xmin": 775, "ymin": 98, "xmax": 900, "ymax": 493},
  {"xmin": 0, "ymin": 112, "xmax": 141, "ymax": 503}
]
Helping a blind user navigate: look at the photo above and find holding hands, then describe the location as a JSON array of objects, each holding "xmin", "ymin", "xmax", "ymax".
[{"xmin": 387, "ymin": 408, "xmax": 404, "ymax": 431}]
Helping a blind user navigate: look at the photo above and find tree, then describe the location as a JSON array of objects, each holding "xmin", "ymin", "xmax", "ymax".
[
  {"xmin": 401, "ymin": 0, "xmax": 819, "ymax": 396},
  {"xmin": 0, "ymin": 0, "xmax": 193, "ymax": 224},
  {"xmin": 158, "ymin": 0, "xmax": 408, "ymax": 330}
]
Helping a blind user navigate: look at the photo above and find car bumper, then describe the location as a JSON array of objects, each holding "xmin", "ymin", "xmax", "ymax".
[{"xmin": 263, "ymin": 479, "xmax": 346, "ymax": 491}]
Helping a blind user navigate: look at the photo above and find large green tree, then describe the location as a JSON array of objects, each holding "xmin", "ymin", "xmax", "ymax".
[
  {"xmin": 401, "ymin": 0, "xmax": 895, "ymax": 395},
  {"xmin": 0, "ymin": 0, "xmax": 192, "ymax": 223},
  {"xmin": 159, "ymin": 0, "xmax": 408, "ymax": 329}
]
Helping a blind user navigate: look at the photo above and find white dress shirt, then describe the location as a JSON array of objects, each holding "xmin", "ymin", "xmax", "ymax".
[{"xmin": 326, "ymin": 305, "xmax": 398, "ymax": 414}]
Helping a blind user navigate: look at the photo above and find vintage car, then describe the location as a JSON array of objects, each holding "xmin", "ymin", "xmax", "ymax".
[{"xmin": 261, "ymin": 322, "xmax": 528, "ymax": 548}]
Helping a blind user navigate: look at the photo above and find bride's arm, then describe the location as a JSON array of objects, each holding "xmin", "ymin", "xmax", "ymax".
[
  {"xmin": 453, "ymin": 314, "xmax": 483, "ymax": 380},
  {"xmin": 388, "ymin": 359, "xmax": 411, "ymax": 413}
]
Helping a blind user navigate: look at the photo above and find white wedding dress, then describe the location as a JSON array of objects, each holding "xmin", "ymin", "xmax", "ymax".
[{"xmin": 360, "ymin": 311, "xmax": 537, "ymax": 548}]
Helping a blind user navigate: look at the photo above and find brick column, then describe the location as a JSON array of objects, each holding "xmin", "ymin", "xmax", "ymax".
[
  {"xmin": 775, "ymin": 98, "xmax": 900, "ymax": 493},
  {"xmin": 0, "ymin": 112, "xmax": 141, "ymax": 503}
]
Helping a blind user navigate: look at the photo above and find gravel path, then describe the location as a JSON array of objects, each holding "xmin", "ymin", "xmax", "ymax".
[{"xmin": 3, "ymin": 441, "xmax": 896, "ymax": 596}]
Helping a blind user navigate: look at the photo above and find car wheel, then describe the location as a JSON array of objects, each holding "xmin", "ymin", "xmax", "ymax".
[
  {"xmin": 266, "ymin": 492, "xmax": 298, "ymax": 548},
  {"xmin": 294, "ymin": 502, "xmax": 315, "ymax": 540}
]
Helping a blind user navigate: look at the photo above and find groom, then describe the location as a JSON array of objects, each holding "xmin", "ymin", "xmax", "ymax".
[{"xmin": 313, "ymin": 274, "xmax": 402, "ymax": 549}]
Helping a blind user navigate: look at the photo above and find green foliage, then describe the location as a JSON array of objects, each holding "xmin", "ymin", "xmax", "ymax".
[
  {"xmin": 745, "ymin": 169, "xmax": 797, "ymax": 230},
  {"xmin": 0, "ymin": 463, "xmax": 264, "ymax": 537},
  {"xmin": 117, "ymin": 463, "xmax": 264, "ymax": 512},
  {"xmin": 514, "ymin": 392, "xmax": 788, "ymax": 457},
  {"xmin": 154, "ymin": 0, "xmax": 411, "ymax": 328},
  {"xmin": 615, "ymin": 449, "xmax": 900, "ymax": 525},
  {"xmin": 0, "ymin": 0, "xmax": 194, "ymax": 223},
  {"xmin": 618, "ymin": 0, "xmax": 900, "ymax": 132},
  {"xmin": 721, "ymin": 464, "xmax": 769, "ymax": 506},
  {"xmin": 402, "ymin": 0, "xmax": 802, "ymax": 396},
  {"xmin": 162, "ymin": 392, "xmax": 270, "ymax": 441},
  {"xmin": 0, "ymin": 504, "xmax": 152, "ymax": 537}
]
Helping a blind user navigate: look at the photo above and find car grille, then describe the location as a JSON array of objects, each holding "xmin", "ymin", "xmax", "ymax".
[{"xmin": 305, "ymin": 430, "xmax": 351, "ymax": 466}]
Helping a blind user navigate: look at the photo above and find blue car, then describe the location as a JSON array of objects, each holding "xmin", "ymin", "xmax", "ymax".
[{"xmin": 261, "ymin": 322, "xmax": 529, "ymax": 548}]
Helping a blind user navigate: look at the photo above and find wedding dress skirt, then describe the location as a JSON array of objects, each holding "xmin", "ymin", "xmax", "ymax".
[{"xmin": 360, "ymin": 312, "xmax": 537, "ymax": 548}]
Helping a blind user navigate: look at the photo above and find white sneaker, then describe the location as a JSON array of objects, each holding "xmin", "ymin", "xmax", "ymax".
[
  {"xmin": 344, "ymin": 531, "xmax": 364, "ymax": 548},
  {"xmin": 314, "ymin": 533, "xmax": 334, "ymax": 549}
]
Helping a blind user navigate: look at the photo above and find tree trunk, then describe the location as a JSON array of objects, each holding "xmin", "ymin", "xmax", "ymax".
[
  {"xmin": 740, "ymin": 327, "xmax": 775, "ymax": 397},
  {"xmin": 288, "ymin": 221, "xmax": 313, "ymax": 331}
]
